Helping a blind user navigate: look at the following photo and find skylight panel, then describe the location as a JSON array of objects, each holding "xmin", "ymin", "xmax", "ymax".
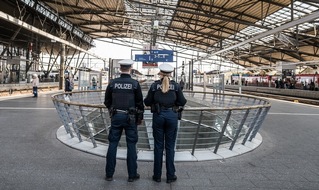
[
  {"xmin": 259, "ymin": 36, "xmax": 274, "ymax": 43},
  {"xmin": 295, "ymin": 1, "xmax": 317, "ymax": 13},
  {"xmin": 228, "ymin": 0, "xmax": 319, "ymax": 49},
  {"xmin": 123, "ymin": 0, "xmax": 179, "ymax": 42}
]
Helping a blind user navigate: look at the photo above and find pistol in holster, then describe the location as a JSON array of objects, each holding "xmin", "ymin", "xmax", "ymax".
[
  {"xmin": 176, "ymin": 106, "xmax": 184, "ymax": 120},
  {"xmin": 128, "ymin": 107, "xmax": 136, "ymax": 125},
  {"xmin": 151, "ymin": 103, "xmax": 160, "ymax": 114},
  {"xmin": 108, "ymin": 107, "xmax": 115, "ymax": 118}
]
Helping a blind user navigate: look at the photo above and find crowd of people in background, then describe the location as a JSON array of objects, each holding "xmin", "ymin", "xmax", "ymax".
[
  {"xmin": 227, "ymin": 77, "xmax": 318, "ymax": 91},
  {"xmin": 273, "ymin": 78, "xmax": 317, "ymax": 90}
]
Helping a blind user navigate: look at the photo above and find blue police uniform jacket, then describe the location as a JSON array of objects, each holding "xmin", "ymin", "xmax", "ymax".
[
  {"xmin": 144, "ymin": 79, "xmax": 187, "ymax": 108},
  {"xmin": 104, "ymin": 74, "xmax": 144, "ymax": 112}
]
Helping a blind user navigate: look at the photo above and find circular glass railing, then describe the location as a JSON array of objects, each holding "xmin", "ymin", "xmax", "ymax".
[{"xmin": 52, "ymin": 89, "xmax": 271, "ymax": 156}]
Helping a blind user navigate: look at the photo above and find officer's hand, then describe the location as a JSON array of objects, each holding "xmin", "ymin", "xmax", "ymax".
[{"xmin": 137, "ymin": 119, "xmax": 142, "ymax": 125}]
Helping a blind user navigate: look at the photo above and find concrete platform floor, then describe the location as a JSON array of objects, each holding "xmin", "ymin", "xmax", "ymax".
[{"xmin": 1, "ymin": 90, "xmax": 319, "ymax": 189}]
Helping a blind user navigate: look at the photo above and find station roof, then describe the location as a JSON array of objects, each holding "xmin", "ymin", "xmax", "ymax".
[{"xmin": 2, "ymin": 0, "xmax": 319, "ymax": 70}]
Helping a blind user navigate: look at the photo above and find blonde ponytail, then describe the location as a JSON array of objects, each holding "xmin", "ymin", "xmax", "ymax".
[{"xmin": 161, "ymin": 75, "xmax": 170, "ymax": 93}]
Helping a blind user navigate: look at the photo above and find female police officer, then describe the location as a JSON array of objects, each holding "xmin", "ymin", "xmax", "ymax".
[
  {"xmin": 104, "ymin": 59, "xmax": 144, "ymax": 182},
  {"xmin": 144, "ymin": 63, "xmax": 187, "ymax": 183}
]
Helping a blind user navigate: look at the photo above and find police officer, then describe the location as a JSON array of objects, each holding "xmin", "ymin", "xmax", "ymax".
[
  {"xmin": 91, "ymin": 77, "xmax": 97, "ymax": 90},
  {"xmin": 64, "ymin": 75, "xmax": 73, "ymax": 95},
  {"xmin": 32, "ymin": 74, "xmax": 39, "ymax": 97},
  {"xmin": 104, "ymin": 59, "xmax": 144, "ymax": 182},
  {"xmin": 144, "ymin": 63, "xmax": 187, "ymax": 183}
]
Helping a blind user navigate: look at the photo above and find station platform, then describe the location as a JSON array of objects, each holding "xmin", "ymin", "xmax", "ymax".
[{"xmin": 1, "ymin": 89, "xmax": 319, "ymax": 189}]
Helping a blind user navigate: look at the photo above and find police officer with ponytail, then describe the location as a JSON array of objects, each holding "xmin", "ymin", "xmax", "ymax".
[
  {"xmin": 144, "ymin": 63, "xmax": 187, "ymax": 183},
  {"xmin": 104, "ymin": 59, "xmax": 144, "ymax": 182}
]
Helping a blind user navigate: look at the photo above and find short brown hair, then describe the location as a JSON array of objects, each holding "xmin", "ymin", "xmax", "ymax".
[{"xmin": 120, "ymin": 65, "xmax": 131, "ymax": 72}]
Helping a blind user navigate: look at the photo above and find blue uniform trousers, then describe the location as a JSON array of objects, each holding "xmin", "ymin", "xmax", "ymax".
[
  {"xmin": 33, "ymin": 86, "xmax": 38, "ymax": 97},
  {"xmin": 152, "ymin": 109, "xmax": 178, "ymax": 179},
  {"xmin": 105, "ymin": 113, "xmax": 138, "ymax": 178}
]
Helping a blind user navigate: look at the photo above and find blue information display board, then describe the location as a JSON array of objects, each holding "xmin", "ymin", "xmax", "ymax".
[
  {"xmin": 135, "ymin": 54, "xmax": 151, "ymax": 62},
  {"xmin": 150, "ymin": 50, "xmax": 174, "ymax": 55},
  {"xmin": 134, "ymin": 50, "xmax": 174, "ymax": 62}
]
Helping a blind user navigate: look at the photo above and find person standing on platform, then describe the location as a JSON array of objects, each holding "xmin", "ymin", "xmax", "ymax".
[
  {"xmin": 144, "ymin": 63, "xmax": 187, "ymax": 183},
  {"xmin": 64, "ymin": 75, "xmax": 73, "ymax": 95},
  {"xmin": 179, "ymin": 79, "xmax": 185, "ymax": 91},
  {"xmin": 31, "ymin": 74, "xmax": 39, "ymax": 98},
  {"xmin": 91, "ymin": 77, "xmax": 97, "ymax": 90},
  {"xmin": 104, "ymin": 59, "xmax": 144, "ymax": 182}
]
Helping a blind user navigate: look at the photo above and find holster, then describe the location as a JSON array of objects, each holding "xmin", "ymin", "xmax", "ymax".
[
  {"xmin": 151, "ymin": 103, "xmax": 160, "ymax": 114},
  {"xmin": 177, "ymin": 106, "xmax": 184, "ymax": 120},
  {"xmin": 108, "ymin": 107, "xmax": 115, "ymax": 118},
  {"xmin": 178, "ymin": 111, "xmax": 182, "ymax": 120},
  {"xmin": 128, "ymin": 107, "xmax": 136, "ymax": 125}
]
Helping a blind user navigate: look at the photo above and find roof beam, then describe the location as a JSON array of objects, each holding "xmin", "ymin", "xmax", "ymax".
[
  {"xmin": 257, "ymin": 0, "xmax": 288, "ymax": 8},
  {"xmin": 128, "ymin": 0, "xmax": 270, "ymax": 30},
  {"xmin": 182, "ymin": 0, "xmax": 275, "ymax": 27},
  {"xmin": 231, "ymin": 57, "xmax": 263, "ymax": 67},
  {"xmin": 0, "ymin": 10, "xmax": 106, "ymax": 61}
]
